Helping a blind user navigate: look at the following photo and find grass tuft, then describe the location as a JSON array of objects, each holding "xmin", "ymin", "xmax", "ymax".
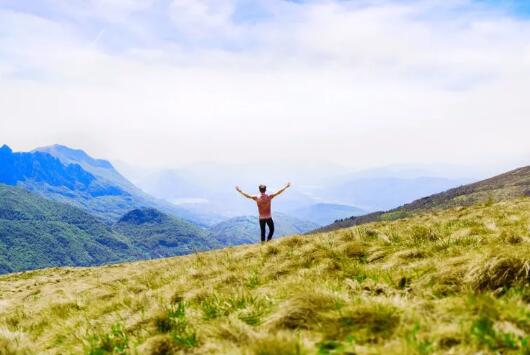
[{"xmin": 467, "ymin": 253, "xmax": 530, "ymax": 291}]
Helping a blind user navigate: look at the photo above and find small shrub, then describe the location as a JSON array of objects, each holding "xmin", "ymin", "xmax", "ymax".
[
  {"xmin": 322, "ymin": 302, "xmax": 400, "ymax": 342},
  {"xmin": 200, "ymin": 296, "xmax": 221, "ymax": 320},
  {"xmin": 155, "ymin": 302, "xmax": 186, "ymax": 332},
  {"xmin": 467, "ymin": 254, "xmax": 530, "ymax": 291},
  {"xmin": 281, "ymin": 236, "xmax": 307, "ymax": 248},
  {"xmin": 364, "ymin": 229, "xmax": 379, "ymax": 239},
  {"xmin": 405, "ymin": 322, "xmax": 433, "ymax": 354},
  {"xmin": 317, "ymin": 337, "xmax": 356, "ymax": 354},
  {"xmin": 264, "ymin": 244, "xmax": 281, "ymax": 256},
  {"xmin": 239, "ymin": 308, "xmax": 264, "ymax": 326},
  {"xmin": 266, "ymin": 292, "xmax": 337, "ymax": 331},
  {"xmin": 246, "ymin": 271, "xmax": 261, "ymax": 289},
  {"xmin": 409, "ymin": 226, "xmax": 440, "ymax": 243},
  {"xmin": 88, "ymin": 323, "xmax": 129, "ymax": 355},
  {"xmin": 398, "ymin": 276, "xmax": 411, "ymax": 289},
  {"xmin": 438, "ymin": 336, "xmax": 461, "ymax": 349},
  {"xmin": 470, "ymin": 315, "xmax": 529, "ymax": 352},
  {"xmin": 153, "ymin": 302, "xmax": 198, "ymax": 349},
  {"xmin": 338, "ymin": 230, "xmax": 357, "ymax": 242},
  {"xmin": 170, "ymin": 292, "xmax": 184, "ymax": 305},
  {"xmin": 500, "ymin": 231, "xmax": 523, "ymax": 244},
  {"xmin": 141, "ymin": 334, "xmax": 176, "ymax": 355},
  {"xmin": 340, "ymin": 242, "xmax": 366, "ymax": 259}
]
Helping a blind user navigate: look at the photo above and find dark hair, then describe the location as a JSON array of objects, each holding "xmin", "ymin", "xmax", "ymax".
[{"xmin": 259, "ymin": 185, "xmax": 266, "ymax": 193}]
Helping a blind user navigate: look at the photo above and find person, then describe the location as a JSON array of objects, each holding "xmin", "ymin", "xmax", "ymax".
[{"xmin": 235, "ymin": 182, "xmax": 291, "ymax": 243}]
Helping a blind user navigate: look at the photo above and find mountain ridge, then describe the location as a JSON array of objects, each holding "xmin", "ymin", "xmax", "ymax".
[
  {"xmin": 315, "ymin": 165, "xmax": 530, "ymax": 233},
  {"xmin": 289, "ymin": 203, "xmax": 366, "ymax": 226},
  {"xmin": 0, "ymin": 185, "xmax": 220, "ymax": 274},
  {"xmin": 113, "ymin": 207, "xmax": 217, "ymax": 259},
  {"xmin": 0, "ymin": 183, "xmax": 138, "ymax": 274},
  {"xmin": 0, "ymin": 144, "xmax": 218, "ymax": 225}
]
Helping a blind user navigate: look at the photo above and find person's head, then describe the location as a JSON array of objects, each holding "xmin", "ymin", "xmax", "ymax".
[{"xmin": 259, "ymin": 184, "xmax": 267, "ymax": 193}]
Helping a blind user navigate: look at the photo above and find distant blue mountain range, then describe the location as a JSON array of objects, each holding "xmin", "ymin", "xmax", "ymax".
[
  {"xmin": 0, "ymin": 144, "xmax": 219, "ymax": 225},
  {"xmin": 0, "ymin": 144, "xmax": 96, "ymax": 190},
  {"xmin": 289, "ymin": 203, "xmax": 366, "ymax": 226}
]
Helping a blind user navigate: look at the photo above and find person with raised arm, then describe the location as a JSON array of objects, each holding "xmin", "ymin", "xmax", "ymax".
[{"xmin": 235, "ymin": 182, "xmax": 291, "ymax": 243}]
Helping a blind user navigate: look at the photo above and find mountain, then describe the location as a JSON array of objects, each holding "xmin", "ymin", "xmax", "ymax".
[
  {"xmin": 114, "ymin": 208, "xmax": 218, "ymax": 258},
  {"xmin": 0, "ymin": 183, "xmax": 222, "ymax": 274},
  {"xmin": 317, "ymin": 165, "xmax": 530, "ymax": 232},
  {"xmin": 135, "ymin": 167, "xmax": 317, "ymax": 219},
  {"xmin": 127, "ymin": 162, "xmax": 473, "ymax": 220},
  {"xmin": 207, "ymin": 213, "xmax": 319, "ymax": 246},
  {"xmin": 289, "ymin": 203, "xmax": 366, "ymax": 226},
  {"xmin": 34, "ymin": 144, "xmax": 137, "ymax": 191},
  {"xmin": 320, "ymin": 176, "xmax": 468, "ymax": 211},
  {"xmin": 1, "ymin": 145, "xmax": 217, "ymax": 225},
  {"xmin": 0, "ymin": 184, "xmax": 137, "ymax": 274},
  {"xmin": 2, "ymin": 196, "xmax": 528, "ymax": 353},
  {"xmin": 0, "ymin": 144, "xmax": 98, "ymax": 191}
]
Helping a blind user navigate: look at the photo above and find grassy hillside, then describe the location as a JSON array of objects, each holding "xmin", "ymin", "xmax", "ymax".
[
  {"xmin": 318, "ymin": 165, "xmax": 530, "ymax": 233},
  {"xmin": 1, "ymin": 197, "xmax": 529, "ymax": 353},
  {"xmin": 208, "ymin": 213, "xmax": 319, "ymax": 246},
  {"xmin": 0, "ymin": 184, "xmax": 137, "ymax": 274}
]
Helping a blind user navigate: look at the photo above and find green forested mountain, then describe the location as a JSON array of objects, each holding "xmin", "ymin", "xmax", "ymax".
[
  {"xmin": 0, "ymin": 185, "xmax": 223, "ymax": 274},
  {"xmin": 0, "ymin": 184, "xmax": 138, "ymax": 274},
  {"xmin": 114, "ymin": 208, "xmax": 218, "ymax": 258}
]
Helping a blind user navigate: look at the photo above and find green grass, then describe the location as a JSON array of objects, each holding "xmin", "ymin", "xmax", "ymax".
[{"xmin": 0, "ymin": 198, "xmax": 529, "ymax": 354}]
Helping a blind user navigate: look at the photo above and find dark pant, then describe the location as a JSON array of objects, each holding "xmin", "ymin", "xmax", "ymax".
[{"xmin": 259, "ymin": 218, "xmax": 274, "ymax": 242}]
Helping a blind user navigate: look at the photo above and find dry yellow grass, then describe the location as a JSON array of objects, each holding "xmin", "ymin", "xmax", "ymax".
[{"xmin": 1, "ymin": 198, "xmax": 529, "ymax": 354}]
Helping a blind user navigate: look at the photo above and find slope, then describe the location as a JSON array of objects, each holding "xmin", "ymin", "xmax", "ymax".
[
  {"xmin": 1, "ymin": 196, "xmax": 528, "ymax": 353},
  {"xmin": 317, "ymin": 165, "xmax": 530, "ymax": 233},
  {"xmin": 0, "ymin": 184, "xmax": 137, "ymax": 274}
]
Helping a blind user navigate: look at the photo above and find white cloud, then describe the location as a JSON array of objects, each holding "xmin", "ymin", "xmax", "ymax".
[
  {"xmin": 169, "ymin": 0, "xmax": 236, "ymax": 36},
  {"xmin": 0, "ymin": 0, "xmax": 529, "ymax": 170},
  {"xmin": 49, "ymin": 0, "xmax": 157, "ymax": 22}
]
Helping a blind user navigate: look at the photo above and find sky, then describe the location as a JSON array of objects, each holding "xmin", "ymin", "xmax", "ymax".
[{"xmin": 0, "ymin": 0, "xmax": 529, "ymax": 170}]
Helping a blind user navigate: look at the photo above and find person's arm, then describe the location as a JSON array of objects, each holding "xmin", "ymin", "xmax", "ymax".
[
  {"xmin": 235, "ymin": 186, "xmax": 257, "ymax": 200},
  {"xmin": 270, "ymin": 182, "xmax": 291, "ymax": 198}
]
